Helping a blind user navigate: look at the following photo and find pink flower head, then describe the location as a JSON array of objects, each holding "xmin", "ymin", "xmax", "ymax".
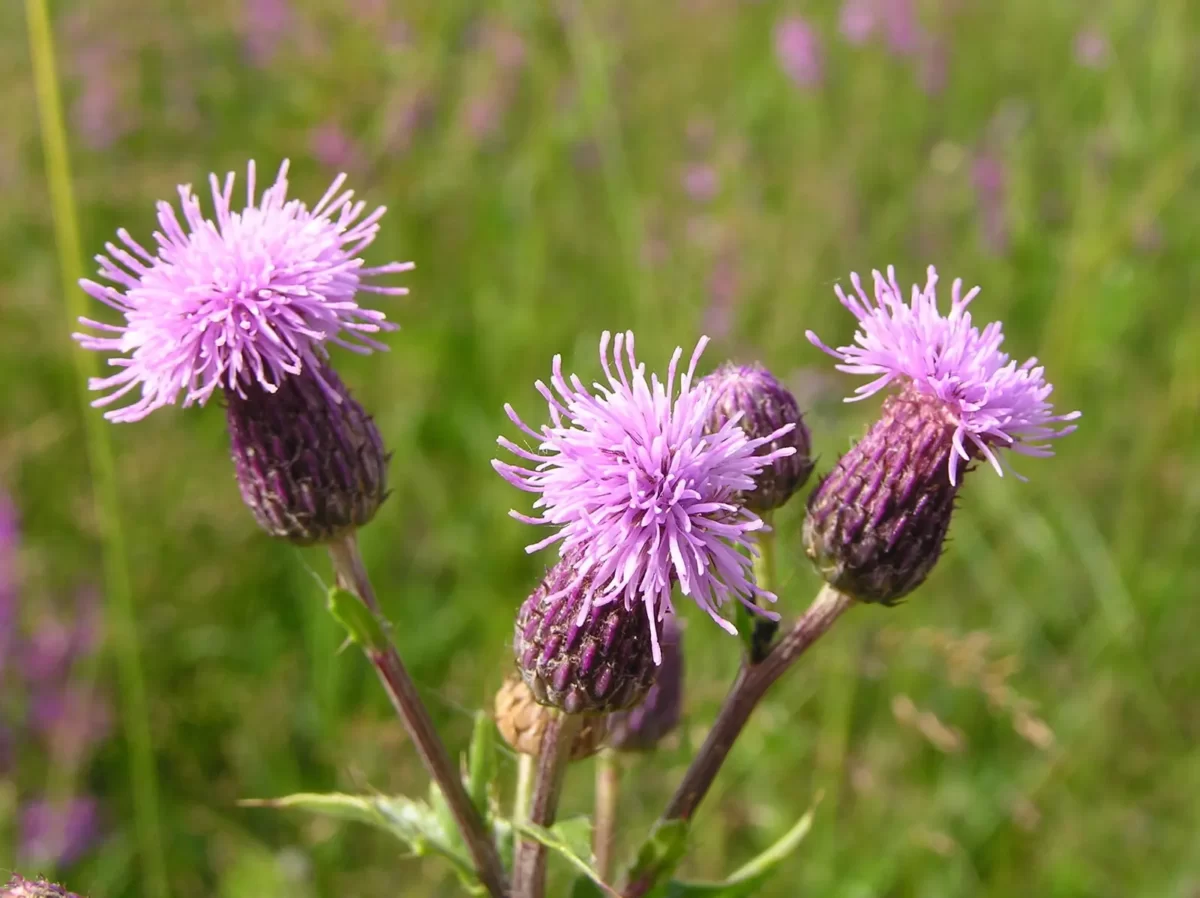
[
  {"xmin": 493, "ymin": 331, "xmax": 795, "ymax": 661},
  {"xmin": 807, "ymin": 266, "xmax": 1080, "ymax": 485},
  {"xmin": 74, "ymin": 160, "xmax": 412, "ymax": 422}
]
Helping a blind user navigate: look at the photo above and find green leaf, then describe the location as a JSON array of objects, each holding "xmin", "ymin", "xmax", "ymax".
[
  {"xmin": 467, "ymin": 710, "xmax": 498, "ymax": 817},
  {"xmin": 662, "ymin": 797, "xmax": 821, "ymax": 898},
  {"xmin": 514, "ymin": 816, "xmax": 603, "ymax": 887},
  {"xmin": 240, "ymin": 791, "xmax": 477, "ymax": 886},
  {"xmin": 325, "ymin": 586, "xmax": 387, "ymax": 652},
  {"xmin": 624, "ymin": 819, "xmax": 690, "ymax": 896}
]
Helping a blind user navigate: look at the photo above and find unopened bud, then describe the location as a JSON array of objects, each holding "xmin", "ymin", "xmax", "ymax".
[
  {"xmin": 703, "ymin": 363, "xmax": 814, "ymax": 511},
  {"xmin": 607, "ymin": 614, "xmax": 683, "ymax": 752},
  {"xmin": 226, "ymin": 364, "xmax": 389, "ymax": 545},
  {"xmin": 513, "ymin": 554, "xmax": 660, "ymax": 716},
  {"xmin": 803, "ymin": 386, "xmax": 961, "ymax": 603}
]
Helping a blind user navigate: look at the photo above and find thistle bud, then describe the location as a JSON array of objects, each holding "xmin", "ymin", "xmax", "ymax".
[
  {"xmin": 493, "ymin": 675, "xmax": 607, "ymax": 761},
  {"xmin": 513, "ymin": 554, "xmax": 660, "ymax": 716},
  {"xmin": 703, "ymin": 363, "xmax": 814, "ymax": 511},
  {"xmin": 803, "ymin": 386, "xmax": 961, "ymax": 604},
  {"xmin": 607, "ymin": 614, "xmax": 683, "ymax": 752},
  {"xmin": 2, "ymin": 876, "xmax": 83, "ymax": 898},
  {"xmin": 225, "ymin": 364, "xmax": 389, "ymax": 545}
]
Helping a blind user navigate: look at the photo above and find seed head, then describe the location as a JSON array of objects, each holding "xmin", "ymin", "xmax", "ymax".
[
  {"xmin": 493, "ymin": 675, "xmax": 607, "ymax": 761},
  {"xmin": 513, "ymin": 553, "xmax": 660, "ymax": 716},
  {"xmin": 226, "ymin": 364, "xmax": 388, "ymax": 545},
  {"xmin": 703, "ymin": 362, "xmax": 814, "ymax": 511}
]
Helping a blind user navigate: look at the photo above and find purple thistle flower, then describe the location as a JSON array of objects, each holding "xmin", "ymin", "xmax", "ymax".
[
  {"xmin": 807, "ymin": 267, "xmax": 1079, "ymax": 485},
  {"xmin": 774, "ymin": 17, "xmax": 824, "ymax": 89},
  {"xmin": 74, "ymin": 160, "xmax": 412, "ymax": 423},
  {"xmin": 493, "ymin": 331, "xmax": 795, "ymax": 661},
  {"xmin": 2, "ymin": 875, "xmax": 85, "ymax": 898}
]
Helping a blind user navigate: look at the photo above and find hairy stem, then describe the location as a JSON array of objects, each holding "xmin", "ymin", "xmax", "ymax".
[
  {"xmin": 25, "ymin": 3, "xmax": 167, "ymax": 895},
  {"xmin": 624, "ymin": 585, "xmax": 855, "ymax": 898},
  {"xmin": 593, "ymin": 750, "xmax": 621, "ymax": 882},
  {"xmin": 329, "ymin": 533, "xmax": 508, "ymax": 898},
  {"xmin": 513, "ymin": 712, "xmax": 582, "ymax": 898}
]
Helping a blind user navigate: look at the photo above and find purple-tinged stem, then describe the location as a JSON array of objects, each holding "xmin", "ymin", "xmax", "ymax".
[
  {"xmin": 328, "ymin": 533, "xmax": 508, "ymax": 898},
  {"xmin": 513, "ymin": 712, "xmax": 583, "ymax": 898},
  {"xmin": 624, "ymin": 585, "xmax": 855, "ymax": 898}
]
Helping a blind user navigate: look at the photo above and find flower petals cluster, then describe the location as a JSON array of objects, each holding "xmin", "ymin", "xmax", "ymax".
[
  {"xmin": 75, "ymin": 160, "xmax": 411, "ymax": 421},
  {"xmin": 807, "ymin": 265, "xmax": 1080, "ymax": 484},
  {"xmin": 494, "ymin": 331, "xmax": 795, "ymax": 660}
]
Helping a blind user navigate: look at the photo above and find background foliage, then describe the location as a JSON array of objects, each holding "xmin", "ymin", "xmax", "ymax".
[{"xmin": 3, "ymin": 0, "xmax": 1199, "ymax": 895}]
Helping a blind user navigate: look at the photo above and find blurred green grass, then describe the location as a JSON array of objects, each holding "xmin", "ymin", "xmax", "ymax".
[{"xmin": 4, "ymin": 0, "xmax": 1200, "ymax": 896}]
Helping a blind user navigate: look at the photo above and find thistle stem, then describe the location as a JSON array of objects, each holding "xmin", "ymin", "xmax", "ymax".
[
  {"xmin": 328, "ymin": 533, "xmax": 508, "ymax": 898},
  {"xmin": 624, "ymin": 585, "xmax": 855, "ymax": 898},
  {"xmin": 513, "ymin": 712, "xmax": 583, "ymax": 898},
  {"xmin": 593, "ymin": 750, "xmax": 621, "ymax": 882}
]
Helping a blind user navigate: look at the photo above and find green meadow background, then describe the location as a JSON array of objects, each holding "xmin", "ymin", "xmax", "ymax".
[{"xmin": 4, "ymin": 0, "xmax": 1200, "ymax": 895}]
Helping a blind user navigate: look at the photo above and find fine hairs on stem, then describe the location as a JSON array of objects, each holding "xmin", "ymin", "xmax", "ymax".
[
  {"xmin": 513, "ymin": 713, "xmax": 583, "ymax": 898},
  {"xmin": 623, "ymin": 584, "xmax": 855, "ymax": 898},
  {"xmin": 328, "ymin": 533, "xmax": 509, "ymax": 898}
]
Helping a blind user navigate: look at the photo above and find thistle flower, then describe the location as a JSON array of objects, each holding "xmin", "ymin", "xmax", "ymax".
[
  {"xmin": 514, "ymin": 553, "xmax": 659, "ymax": 715},
  {"xmin": 2, "ymin": 875, "xmax": 84, "ymax": 898},
  {"xmin": 703, "ymin": 363, "xmax": 814, "ymax": 512},
  {"xmin": 493, "ymin": 675, "xmax": 607, "ymax": 761},
  {"xmin": 804, "ymin": 266, "xmax": 1079, "ymax": 603},
  {"xmin": 74, "ymin": 160, "xmax": 411, "ymax": 422},
  {"xmin": 493, "ymin": 331, "xmax": 796, "ymax": 661},
  {"xmin": 226, "ymin": 363, "xmax": 388, "ymax": 544},
  {"xmin": 607, "ymin": 614, "xmax": 683, "ymax": 752}
]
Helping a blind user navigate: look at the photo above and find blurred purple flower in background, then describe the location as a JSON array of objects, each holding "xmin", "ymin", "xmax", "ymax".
[
  {"xmin": 704, "ymin": 250, "xmax": 739, "ymax": 341},
  {"xmin": 774, "ymin": 17, "xmax": 824, "ymax": 89},
  {"xmin": 242, "ymin": 0, "xmax": 294, "ymax": 67},
  {"xmin": 309, "ymin": 123, "xmax": 366, "ymax": 174},
  {"xmin": 0, "ymin": 492, "xmax": 17, "ymax": 680},
  {"xmin": 839, "ymin": 0, "xmax": 876, "ymax": 45},
  {"xmin": 880, "ymin": 0, "xmax": 921, "ymax": 55},
  {"xmin": 1074, "ymin": 28, "xmax": 1110, "ymax": 70},
  {"xmin": 62, "ymin": 12, "xmax": 134, "ymax": 151},
  {"xmin": 971, "ymin": 151, "xmax": 1008, "ymax": 255},
  {"xmin": 0, "ymin": 490, "xmax": 109, "ymax": 870},
  {"xmin": 19, "ymin": 799, "xmax": 101, "ymax": 868},
  {"xmin": 681, "ymin": 164, "xmax": 719, "ymax": 203}
]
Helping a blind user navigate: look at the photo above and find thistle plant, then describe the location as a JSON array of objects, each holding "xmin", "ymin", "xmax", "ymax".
[{"xmin": 69, "ymin": 153, "xmax": 1078, "ymax": 898}]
